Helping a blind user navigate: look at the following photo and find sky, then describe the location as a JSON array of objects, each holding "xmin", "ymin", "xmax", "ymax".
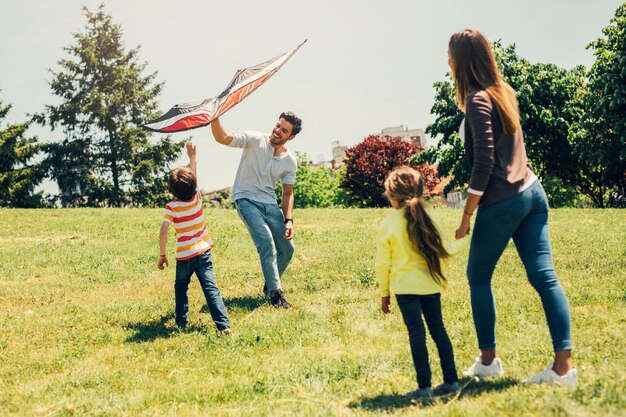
[{"xmin": 0, "ymin": 0, "xmax": 623, "ymax": 193}]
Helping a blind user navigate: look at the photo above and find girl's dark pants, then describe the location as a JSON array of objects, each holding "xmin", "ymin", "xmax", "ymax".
[{"xmin": 396, "ymin": 293, "xmax": 458, "ymax": 389}]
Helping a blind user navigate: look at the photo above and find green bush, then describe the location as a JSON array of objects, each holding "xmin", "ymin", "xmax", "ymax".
[{"xmin": 276, "ymin": 152, "xmax": 349, "ymax": 208}]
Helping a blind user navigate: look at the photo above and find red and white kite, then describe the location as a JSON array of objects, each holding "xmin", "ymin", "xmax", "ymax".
[{"xmin": 143, "ymin": 40, "xmax": 307, "ymax": 133}]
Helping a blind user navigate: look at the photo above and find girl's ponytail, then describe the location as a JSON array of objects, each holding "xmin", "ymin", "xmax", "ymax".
[
  {"xmin": 404, "ymin": 197, "xmax": 450, "ymax": 286},
  {"xmin": 385, "ymin": 167, "xmax": 450, "ymax": 285}
]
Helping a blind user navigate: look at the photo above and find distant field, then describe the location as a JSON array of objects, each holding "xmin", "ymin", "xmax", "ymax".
[{"xmin": 0, "ymin": 208, "xmax": 624, "ymax": 416}]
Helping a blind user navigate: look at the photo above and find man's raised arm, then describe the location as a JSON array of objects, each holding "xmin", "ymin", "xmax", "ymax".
[{"xmin": 211, "ymin": 118, "xmax": 234, "ymax": 145}]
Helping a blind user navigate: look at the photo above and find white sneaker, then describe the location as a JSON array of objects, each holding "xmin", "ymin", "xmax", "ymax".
[
  {"xmin": 463, "ymin": 356, "xmax": 504, "ymax": 377},
  {"xmin": 524, "ymin": 364, "xmax": 578, "ymax": 387}
]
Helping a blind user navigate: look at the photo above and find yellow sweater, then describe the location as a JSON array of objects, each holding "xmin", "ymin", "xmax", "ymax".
[{"xmin": 375, "ymin": 208, "xmax": 470, "ymax": 297}]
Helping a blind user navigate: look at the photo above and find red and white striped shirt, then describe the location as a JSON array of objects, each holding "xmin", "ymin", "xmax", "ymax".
[{"xmin": 163, "ymin": 191, "xmax": 214, "ymax": 261}]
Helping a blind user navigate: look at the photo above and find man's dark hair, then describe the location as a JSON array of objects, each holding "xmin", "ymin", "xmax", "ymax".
[
  {"xmin": 280, "ymin": 111, "xmax": 302, "ymax": 136},
  {"xmin": 169, "ymin": 167, "xmax": 197, "ymax": 201}
]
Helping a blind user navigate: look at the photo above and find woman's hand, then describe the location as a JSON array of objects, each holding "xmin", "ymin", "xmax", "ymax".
[{"xmin": 455, "ymin": 215, "xmax": 471, "ymax": 239}]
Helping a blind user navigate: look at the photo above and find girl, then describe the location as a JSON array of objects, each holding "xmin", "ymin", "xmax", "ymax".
[
  {"xmin": 448, "ymin": 29, "xmax": 576, "ymax": 386},
  {"xmin": 375, "ymin": 166, "xmax": 469, "ymax": 399}
]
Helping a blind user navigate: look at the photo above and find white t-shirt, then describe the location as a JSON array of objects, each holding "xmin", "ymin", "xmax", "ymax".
[{"xmin": 228, "ymin": 131, "xmax": 297, "ymax": 204}]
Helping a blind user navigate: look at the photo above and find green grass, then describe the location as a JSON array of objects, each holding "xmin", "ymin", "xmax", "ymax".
[{"xmin": 0, "ymin": 208, "xmax": 624, "ymax": 416}]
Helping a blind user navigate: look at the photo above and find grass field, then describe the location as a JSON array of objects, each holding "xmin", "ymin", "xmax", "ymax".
[{"xmin": 0, "ymin": 207, "xmax": 625, "ymax": 416}]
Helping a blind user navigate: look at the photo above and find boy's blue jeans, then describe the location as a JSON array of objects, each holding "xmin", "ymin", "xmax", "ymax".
[
  {"xmin": 175, "ymin": 250, "xmax": 230, "ymax": 330},
  {"xmin": 467, "ymin": 181, "xmax": 573, "ymax": 352},
  {"xmin": 235, "ymin": 198, "xmax": 295, "ymax": 293}
]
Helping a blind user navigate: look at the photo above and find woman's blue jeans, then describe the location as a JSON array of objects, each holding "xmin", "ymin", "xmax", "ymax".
[
  {"xmin": 467, "ymin": 181, "xmax": 573, "ymax": 351},
  {"xmin": 235, "ymin": 198, "xmax": 295, "ymax": 293},
  {"xmin": 175, "ymin": 250, "xmax": 230, "ymax": 330}
]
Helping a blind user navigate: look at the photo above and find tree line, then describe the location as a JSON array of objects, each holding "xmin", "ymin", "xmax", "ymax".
[{"xmin": 1, "ymin": 4, "xmax": 624, "ymax": 208}]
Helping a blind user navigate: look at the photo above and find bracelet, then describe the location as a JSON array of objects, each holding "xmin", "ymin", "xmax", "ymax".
[
  {"xmin": 463, "ymin": 210, "xmax": 473, "ymax": 217},
  {"xmin": 284, "ymin": 218, "xmax": 293, "ymax": 224},
  {"xmin": 159, "ymin": 254, "xmax": 167, "ymax": 257}
]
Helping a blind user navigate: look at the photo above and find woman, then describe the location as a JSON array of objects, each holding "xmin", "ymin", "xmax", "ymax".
[{"xmin": 448, "ymin": 29, "xmax": 576, "ymax": 386}]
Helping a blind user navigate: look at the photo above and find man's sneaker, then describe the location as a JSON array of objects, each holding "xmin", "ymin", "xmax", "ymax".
[
  {"xmin": 219, "ymin": 327, "xmax": 233, "ymax": 336},
  {"xmin": 269, "ymin": 289, "xmax": 292, "ymax": 309},
  {"xmin": 463, "ymin": 356, "xmax": 504, "ymax": 377},
  {"xmin": 524, "ymin": 364, "xmax": 577, "ymax": 387},
  {"xmin": 434, "ymin": 381, "xmax": 460, "ymax": 395},
  {"xmin": 405, "ymin": 387, "xmax": 433, "ymax": 400}
]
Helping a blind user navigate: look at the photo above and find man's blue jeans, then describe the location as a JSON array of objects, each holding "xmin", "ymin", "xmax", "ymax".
[
  {"xmin": 175, "ymin": 250, "xmax": 230, "ymax": 330},
  {"xmin": 467, "ymin": 181, "xmax": 573, "ymax": 352},
  {"xmin": 235, "ymin": 198, "xmax": 295, "ymax": 293}
]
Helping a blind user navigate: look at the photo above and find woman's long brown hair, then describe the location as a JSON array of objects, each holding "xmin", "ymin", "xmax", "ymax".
[
  {"xmin": 384, "ymin": 166, "xmax": 450, "ymax": 285},
  {"xmin": 448, "ymin": 29, "xmax": 521, "ymax": 134}
]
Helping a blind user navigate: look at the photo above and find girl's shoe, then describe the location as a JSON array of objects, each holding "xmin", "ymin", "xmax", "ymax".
[
  {"xmin": 405, "ymin": 387, "xmax": 433, "ymax": 399},
  {"xmin": 524, "ymin": 364, "xmax": 577, "ymax": 387},
  {"xmin": 463, "ymin": 356, "xmax": 504, "ymax": 377},
  {"xmin": 434, "ymin": 381, "xmax": 460, "ymax": 395}
]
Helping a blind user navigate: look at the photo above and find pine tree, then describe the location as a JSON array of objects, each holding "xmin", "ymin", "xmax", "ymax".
[
  {"xmin": 0, "ymin": 98, "xmax": 46, "ymax": 208},
  {"xmin": 39, "ymin": 4, "xmax": 183, "ymax": 207}
]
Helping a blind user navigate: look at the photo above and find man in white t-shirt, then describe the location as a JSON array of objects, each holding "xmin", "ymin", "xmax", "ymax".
[{"xmin": 211, "ymin": 112, "xmax": 302, "ymax": 308}]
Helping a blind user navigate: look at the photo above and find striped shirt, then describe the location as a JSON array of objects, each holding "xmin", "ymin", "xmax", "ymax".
[{"xmin": 163, "ymin": 190, "xmax": 214, "ymax": 261}]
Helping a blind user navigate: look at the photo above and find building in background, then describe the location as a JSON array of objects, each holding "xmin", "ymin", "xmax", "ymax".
[
  {"xmin": 331, "ymin": 141, "xmax": 348, "ymax": 169},
  {"xmin": 381, "ymin": 125, "xmax": 427, "ymax": 150},
  {"xmin": 309, "ymin": 125, "xmax": 428, "ymax": 171}
]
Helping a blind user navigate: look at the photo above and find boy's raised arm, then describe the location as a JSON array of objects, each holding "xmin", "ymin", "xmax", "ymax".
[
  {"xmin": 186, "ymin": 142, "xmax": 197, "ymax": 176},
  {"xmin": 211, "ymin": 118, "xmax": 234, "ymax": 145}
]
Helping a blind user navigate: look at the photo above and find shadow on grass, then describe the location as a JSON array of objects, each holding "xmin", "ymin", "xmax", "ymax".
[
  {"xmin": 349, "ymin": 377, "xmax": 519, "ymax": 411},
  {"xmin": 202, "ymin": 295, "xmax": 266, "ymax": 314},
  {"xmin": 124, "ymin": 315, "xmax": 203, "ymax": 343}
]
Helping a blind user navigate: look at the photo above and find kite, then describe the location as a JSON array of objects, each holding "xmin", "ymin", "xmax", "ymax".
[{"xmin": 143, "ymin": 40, "xmax": 307, "ymax": 133}]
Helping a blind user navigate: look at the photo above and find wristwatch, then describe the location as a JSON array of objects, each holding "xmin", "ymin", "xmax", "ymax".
[{"xmin": 284, "ymin": 218, "xmax": 293, "ymax": 224}]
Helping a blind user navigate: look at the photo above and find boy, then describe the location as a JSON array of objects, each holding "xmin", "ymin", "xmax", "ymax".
[{"xmin": 157, "ymin": 142, "xmax": 231, "ymax": 333}]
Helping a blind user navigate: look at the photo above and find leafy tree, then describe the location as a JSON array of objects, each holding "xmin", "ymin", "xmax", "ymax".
[
  {"xmin": 413, "ymin": 80, "xmax": 466, "ymax": 194},
  {"xmin": 574, "ymin": 3, "xmax": 626, "ymax": 207},
  {"xmin": 503, "ymin": 61, "xmax": 585, "ymax": 185},
  {"xmin": 341, "ymin": 135, "xmax": 439, "ymax": 207},
  {"xmin": 37, "ymin": 4, "xmax": 183, "ymax": 207},
  {"xmin": 0, "ymin": 99, "xmax": 46, "ymax": 207},
  {"xmin": 275, "ymin": 152, "xmax": 345, "ymax": 208},
  {"xmin": 540, "ymin": 175, "xmax": 585, "ymax": 208}
]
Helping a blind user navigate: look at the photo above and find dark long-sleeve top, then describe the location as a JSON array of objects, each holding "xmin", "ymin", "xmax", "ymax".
[{"xmin": 463, "ymin": 90, "xmax": 534, "ymax": 208}]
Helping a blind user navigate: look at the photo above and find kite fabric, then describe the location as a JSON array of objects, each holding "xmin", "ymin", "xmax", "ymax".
[{"xmin": 143, "ymin": 40, "xmax": 307, "ymax": 133}]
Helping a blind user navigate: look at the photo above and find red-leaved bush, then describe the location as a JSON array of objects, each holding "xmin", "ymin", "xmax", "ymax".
[{"xmin": 341, "ymin": 135, "xmax": 439, "ymax": 207}]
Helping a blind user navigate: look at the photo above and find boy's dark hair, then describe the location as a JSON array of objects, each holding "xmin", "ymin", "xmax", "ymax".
[
  {"xmin": 280, "ymin": 111, "xmax": 302, "ymax": 136},
  {"xmin": 169, "ymin": 167, "xmax": 197, "ymax": 201}
]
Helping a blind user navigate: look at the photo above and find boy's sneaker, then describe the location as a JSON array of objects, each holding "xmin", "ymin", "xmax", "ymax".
[
  {"xmin": 269, "ymin": 289, "xmax": 292, "ymax": 309},
  {"xmin": 524, "ymin": 364, "xmax": 577, "ymax": 387},
  {"xmin": 463, "ymin": 356, "xmax": 504, "ymax": 377},
  {"xmin": 434, "ymin": 381, "xmax": 460, "ymax": 395},
  {"xmin": 405, "ymin": 387, "xmax": 433, "ymax": 400}
]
